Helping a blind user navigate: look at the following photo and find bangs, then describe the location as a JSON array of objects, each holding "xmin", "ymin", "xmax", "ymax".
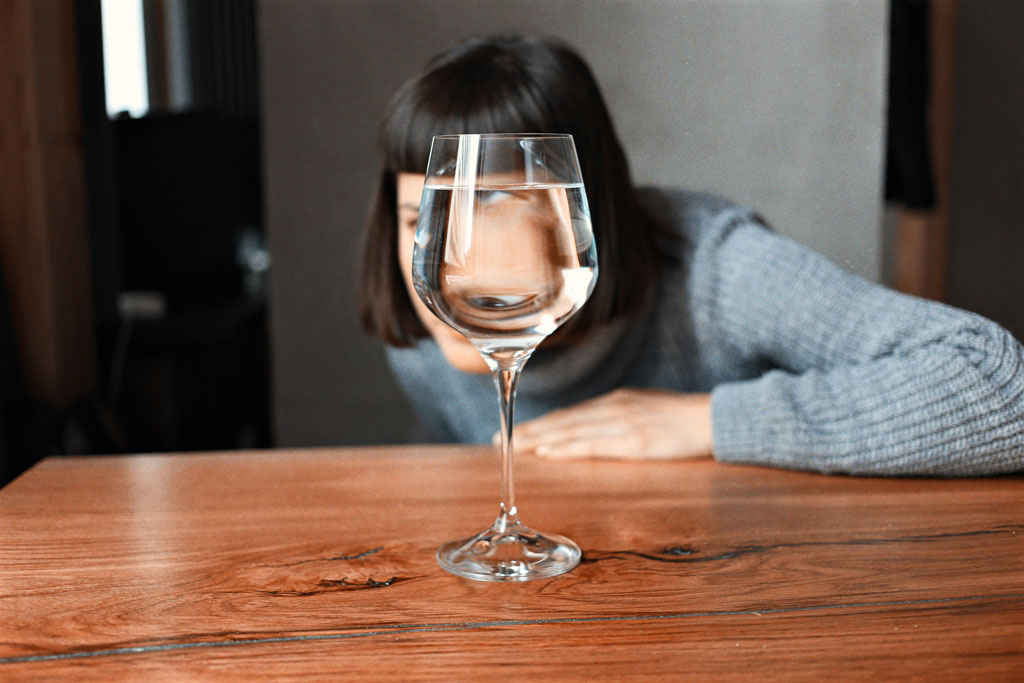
[{"xmin": 382, "ymin": 51, "xmax": 551, "ymax": 175}]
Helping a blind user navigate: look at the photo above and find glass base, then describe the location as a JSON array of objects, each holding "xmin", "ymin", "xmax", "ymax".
[{"xmin": 437, "ymin": 514, "xmax": 581, "ymax": 582}]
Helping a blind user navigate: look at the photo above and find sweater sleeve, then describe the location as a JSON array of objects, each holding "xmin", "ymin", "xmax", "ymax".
[{"xmin": 704, "ymin": 215, "xmax": 1024, "ymax": 476}]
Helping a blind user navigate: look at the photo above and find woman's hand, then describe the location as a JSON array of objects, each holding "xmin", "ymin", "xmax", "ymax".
[{"xmin": 512, "ymin": 388, "xmax": 714, "ymax": 460}]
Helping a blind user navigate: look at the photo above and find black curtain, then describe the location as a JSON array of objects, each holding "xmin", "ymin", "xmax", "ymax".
[{"xmin": 885, "ymin": 0, "xmax": 937, "ymax": 209}]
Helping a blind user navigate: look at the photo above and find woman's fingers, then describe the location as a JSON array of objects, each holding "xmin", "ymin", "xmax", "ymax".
[
  {"xmin": 512, "ymin": 388, "xmax": 713, "ymax": 460},
  {"xmin": 516, "ymin": 406, "xmax": 618, "ymax": 448}
]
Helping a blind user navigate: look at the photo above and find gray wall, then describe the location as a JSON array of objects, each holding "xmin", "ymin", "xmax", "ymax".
[
  {"xmin": 947, "ymin": 1, "xmax": 1024, "ymax": 341},
  {"xmin": 259, "ymin": 0, "xmax": 888, "ymax": 447}
]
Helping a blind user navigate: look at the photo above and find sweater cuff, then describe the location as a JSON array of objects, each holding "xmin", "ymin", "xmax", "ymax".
[{"xmin": 710, "ymin": 380, "xmax": 779, "ymax": 466}]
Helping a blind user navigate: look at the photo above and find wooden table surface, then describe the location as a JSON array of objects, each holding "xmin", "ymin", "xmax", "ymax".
[{"xmin": 1, "ymin": 446, "xmax": 1022, "ymax": 680}]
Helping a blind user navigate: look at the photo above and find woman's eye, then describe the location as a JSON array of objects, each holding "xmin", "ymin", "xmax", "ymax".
[{"xmin": 479, "ymin": 190, "xmax": 513, "ymax": 203}]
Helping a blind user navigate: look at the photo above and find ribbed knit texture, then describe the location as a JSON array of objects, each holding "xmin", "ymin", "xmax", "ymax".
[{"xmin": 385, "ymin": 189, "xmax": 1024, "ymax": 476}]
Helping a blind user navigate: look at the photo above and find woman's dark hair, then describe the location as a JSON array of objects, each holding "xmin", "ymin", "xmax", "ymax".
[{"xmin": 358, "ymin": 34, "xmax": 666, "ymax": 346}]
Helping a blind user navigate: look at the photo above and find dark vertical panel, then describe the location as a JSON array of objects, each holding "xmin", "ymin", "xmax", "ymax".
[
  {"xmin": 0, "ymin": 0, "xmax": 99, "ymax": 483},
  {"xmin": 0, "ymin": 0, "xmax": 96, "ymax": 404},
  {"xmin": 946, "ymin": 0, "xmax": 1024, "ymax": 339},
  {"xmin": 143, "ymin": 0, "xmax": 170, "ymax": 109},
  {"xmin": 75, "ymin": 0, "xmax": 121, "ymax": 365},
  {"xmin": 186, "ymin": 0, "xmax": 257, "ymax": 117}
]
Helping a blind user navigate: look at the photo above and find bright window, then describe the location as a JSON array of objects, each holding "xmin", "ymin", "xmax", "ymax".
[{"xmin": 101, "ymin": 0, "xmax": 149, "ymax": 118}]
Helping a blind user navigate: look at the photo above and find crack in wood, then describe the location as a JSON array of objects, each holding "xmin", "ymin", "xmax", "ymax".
[
  {"xmin": 322, "ymin": 547, "xmax": 385, "ymax": 562},
  {"xmin": 271, "ymin": 546, "xmax": 385, "ymax": 568},
  {"xmin": 318, "ymin": 577, "xmax": 399, "ymax": 589},
  {"xmin": 582, "ymin": 525, "xmax": 1024, "ymax": 565},
  {"xmin": 263, "ymin": 575, "xmax": 418, "ymax": 596}
]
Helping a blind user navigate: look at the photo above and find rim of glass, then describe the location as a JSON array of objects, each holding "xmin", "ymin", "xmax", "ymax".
[{"xmin": 431, "ymin": 133, "xmax": 573, "ymax": 141}]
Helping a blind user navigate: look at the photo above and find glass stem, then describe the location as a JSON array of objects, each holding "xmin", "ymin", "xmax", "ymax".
[{"xmin": 491, "ymin": 357, "xmax": 526, "ymax": 531}]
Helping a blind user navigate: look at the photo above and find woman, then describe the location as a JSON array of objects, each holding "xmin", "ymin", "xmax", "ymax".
[{"xmin": 358, "ymin": 34, "xmax": 1024, "ymax": 476}]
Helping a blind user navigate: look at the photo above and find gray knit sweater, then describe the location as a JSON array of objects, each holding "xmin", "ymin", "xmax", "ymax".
[{"xmin": 386, "ymin": 189, "xmax": 1024, "ymax": 476}]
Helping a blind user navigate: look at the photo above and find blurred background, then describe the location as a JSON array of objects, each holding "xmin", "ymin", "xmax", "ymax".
[{"xmin": 1, "ymin": 0, "xmax": 1021, "ymax": 487}]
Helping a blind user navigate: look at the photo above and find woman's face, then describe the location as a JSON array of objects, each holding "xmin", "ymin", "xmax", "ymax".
[{"xmin": 396, "ymin": 172, "xmax": 489, "ymax": 374}]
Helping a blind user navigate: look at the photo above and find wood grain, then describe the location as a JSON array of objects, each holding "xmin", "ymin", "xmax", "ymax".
[{"xmin": 1, "ymin": 446, "xmax": 1022, "ymax": 679}]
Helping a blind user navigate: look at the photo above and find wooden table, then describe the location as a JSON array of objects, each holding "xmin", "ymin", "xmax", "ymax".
[{"xmin": 1, "ymin": 446, "xmax": 1022, "ymax": 679}]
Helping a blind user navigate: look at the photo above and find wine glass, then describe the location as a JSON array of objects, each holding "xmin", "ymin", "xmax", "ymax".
[{"xmin": 412, "ymin": 134, "xmax": 598, "ymax": 581}]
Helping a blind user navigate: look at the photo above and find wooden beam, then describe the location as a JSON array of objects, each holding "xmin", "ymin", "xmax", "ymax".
[{"xmin": 0, "ymin": 0, "xmax": 96, "ymax": 405}]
